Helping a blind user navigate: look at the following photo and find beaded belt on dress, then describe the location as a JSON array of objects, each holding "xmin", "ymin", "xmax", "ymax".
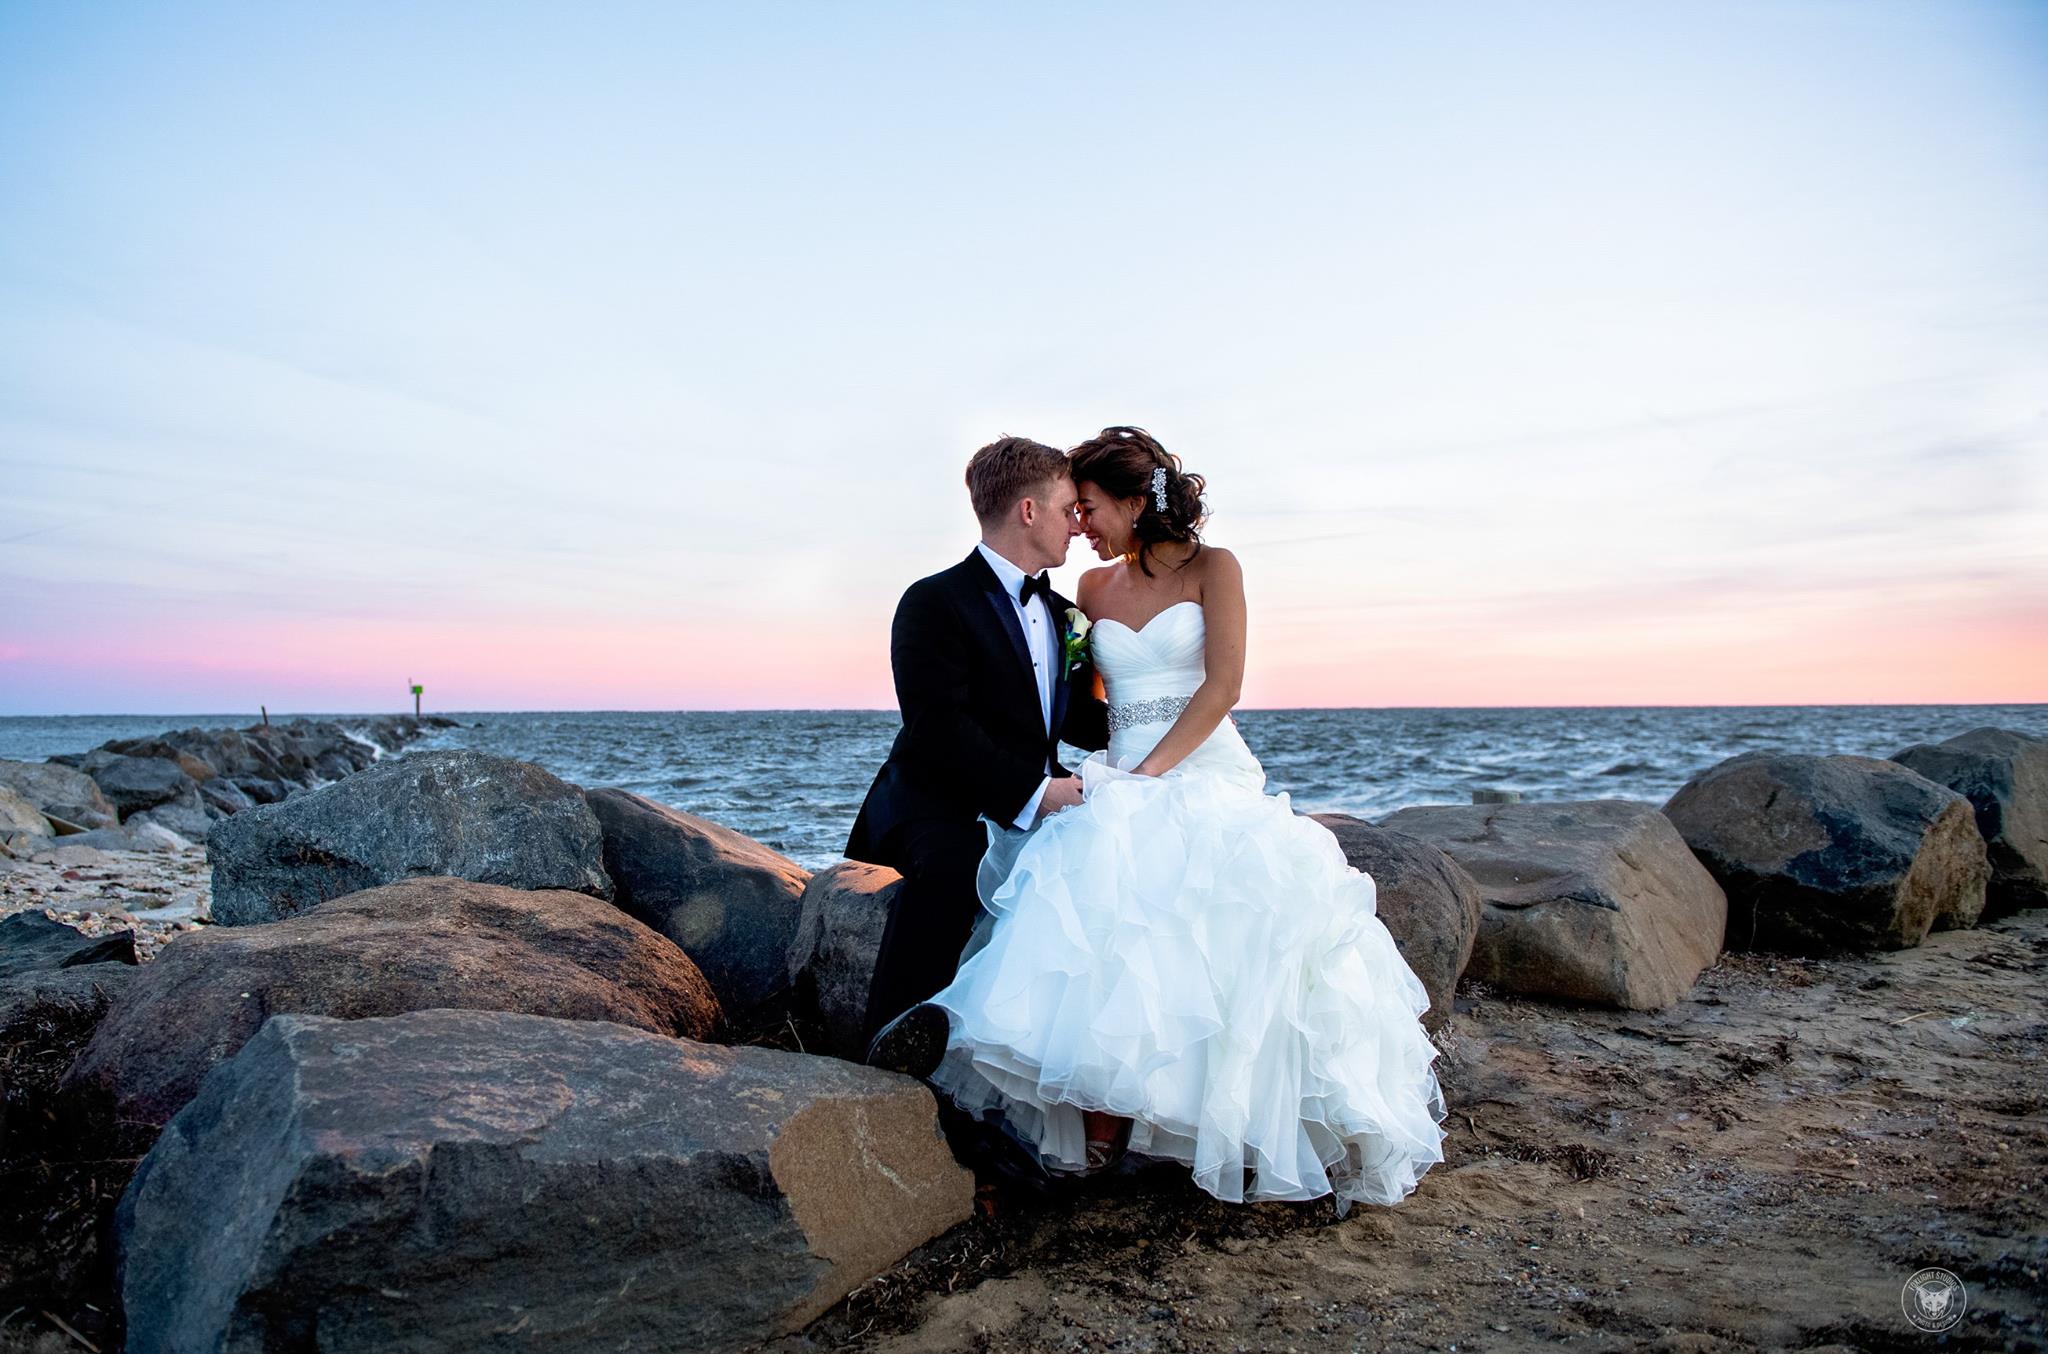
[{"xmin": 1106, "ymin": 694, "xmax": 1193, "ymax": 733}]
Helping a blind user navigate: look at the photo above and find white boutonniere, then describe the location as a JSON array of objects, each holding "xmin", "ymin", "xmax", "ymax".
[{"xmin": 1061, "ymin": 607, "xmax": 1092, "ymax": 679}]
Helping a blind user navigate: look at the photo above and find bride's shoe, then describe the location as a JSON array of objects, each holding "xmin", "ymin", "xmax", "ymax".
[{"xmin": 1082, "ymin": 1111, "xmax": 1131, "ymax": 1174}]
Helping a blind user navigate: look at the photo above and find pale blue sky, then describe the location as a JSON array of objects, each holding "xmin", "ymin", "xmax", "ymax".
[{"xmin": 2, "ymin": 1, "xmax": 2044, "ymax": 712}]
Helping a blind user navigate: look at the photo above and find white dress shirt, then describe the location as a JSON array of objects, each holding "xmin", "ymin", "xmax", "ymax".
[{"xmin": 975, "ymin": 541, "xmax": 1057, "ymax": 828}]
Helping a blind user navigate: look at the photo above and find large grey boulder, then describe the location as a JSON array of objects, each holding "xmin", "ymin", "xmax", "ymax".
[
  {"xmin": 1891, "ymin": 727, "xmax": 2048, "ymax": 918},
  {"xmin": 1311, "ymin": 815, "xmax": 1482, "ymax": 1031},
  {"xmin": 586, "ymin": 788, "xmax": 809, "ymax": 1023},
  {"xmin": 206, "ymin": 750, "xmax": 612, "ymax": 926},
  {"xmin": 1377, "ymin": 800, "xmax": 1727, "ymax": 1010},
  {"xmin": 116, "ymin": 1009, "xmax": 975, "ymax": 1354},
  {"xmin": 787, "ymin": 862, "xmax": 899, "ymax": 1060},
  {"xmin": 62, "ymin": 877, "xmax": 719, "ymax": 1153},
  {"xmin": 0, "ymin": 757, "xmax": 119, "ymax": 829},
  {"xmin": 1664, "ymin": 752, "xmax": 1992, "ymax": 954}
]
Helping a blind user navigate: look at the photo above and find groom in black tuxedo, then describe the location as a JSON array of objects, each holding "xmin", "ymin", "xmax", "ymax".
[{"xmin": 848, "ymin": 436, "xmax": 1109, "ymax": 1075}]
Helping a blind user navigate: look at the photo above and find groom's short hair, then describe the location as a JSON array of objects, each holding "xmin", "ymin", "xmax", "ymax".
[{"xmin": 966, "ymin": 436, "xmax": 1068, "ymax": 523}]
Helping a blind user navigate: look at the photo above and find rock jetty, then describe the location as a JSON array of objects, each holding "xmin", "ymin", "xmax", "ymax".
[
  {"xmin": 2, "ymin": 714, "xmax": 458, "ymax": 853},
  {"xmin": 0, "ymin": 720, "xmax": 2041, "ymax": 1351}
]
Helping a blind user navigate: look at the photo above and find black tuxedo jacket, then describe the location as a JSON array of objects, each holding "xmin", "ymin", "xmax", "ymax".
[{"xmin": 846, "ymin": 549, "xmax": 1110, "ymax": 869}]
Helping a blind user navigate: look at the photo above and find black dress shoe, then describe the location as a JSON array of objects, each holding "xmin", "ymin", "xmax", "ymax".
[{"xmin": 864, "ymin": 1002, "xmax": 950, "ymax": 1079}]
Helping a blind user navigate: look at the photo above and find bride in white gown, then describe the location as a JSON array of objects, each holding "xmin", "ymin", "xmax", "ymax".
[{"xmin": 926, "ymin": 427, "xmax": 1450, "ymax": 1211}]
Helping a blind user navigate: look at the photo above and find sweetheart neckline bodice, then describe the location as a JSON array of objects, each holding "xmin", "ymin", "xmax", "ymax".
[{"xmin": 1092, "ymin": 599, "xmax": 1203, "ymax": 638}]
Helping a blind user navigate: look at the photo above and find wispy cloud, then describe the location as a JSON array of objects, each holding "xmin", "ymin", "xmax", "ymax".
[{"xmin": 1, "ymin": 1, "xmax": 2043, "ymax": 710}]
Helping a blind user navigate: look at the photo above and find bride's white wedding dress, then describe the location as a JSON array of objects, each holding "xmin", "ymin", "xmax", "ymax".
[{"xmin": 927, "ymin": 600, "xmax": 1449, "ymax": 1210}]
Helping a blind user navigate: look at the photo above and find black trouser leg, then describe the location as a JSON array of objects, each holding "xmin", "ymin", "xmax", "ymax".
[{"xmin": 861, "ymin": 817, "xmax": 989, "ymax": 1046}]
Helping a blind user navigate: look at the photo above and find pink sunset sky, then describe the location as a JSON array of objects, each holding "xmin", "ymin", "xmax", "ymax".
[{"xmin": 3, "ymin": 3, "xmax": 2044, "ymax": 714}]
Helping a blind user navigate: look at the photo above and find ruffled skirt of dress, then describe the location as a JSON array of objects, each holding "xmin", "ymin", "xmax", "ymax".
[{"xmin": 927, "ymin": 752, "xmax": 1450, "ymax": 1210}]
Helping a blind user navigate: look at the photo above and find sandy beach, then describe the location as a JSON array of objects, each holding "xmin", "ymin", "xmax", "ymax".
[
  {"xmin": 778, "ymin": 908, "xmax": 2047, "ymax": 1353},
  {"xmin": 0, "ymin": 839, "xmax": 211, "ymax": 959}
]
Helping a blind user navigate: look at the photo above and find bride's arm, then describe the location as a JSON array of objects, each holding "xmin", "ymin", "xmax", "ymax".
[{"xmin": 1132, "ymin": 548, "xmax": 1246, "ymax": 777}]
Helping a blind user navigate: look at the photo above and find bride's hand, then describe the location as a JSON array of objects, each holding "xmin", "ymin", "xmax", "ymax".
[{"xmin": 1042, "ymin": 776, "xmax": 1086, "ymax": 814}]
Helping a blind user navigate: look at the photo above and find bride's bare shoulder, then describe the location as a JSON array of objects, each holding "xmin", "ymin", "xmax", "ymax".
[
  {"xmin": 1192, "ymin": 545, "xmax": 1242, "ymax": 591},
  {"xmin": 1075, "ymin": 564, "xmax": 1118, "ymax": 603}
]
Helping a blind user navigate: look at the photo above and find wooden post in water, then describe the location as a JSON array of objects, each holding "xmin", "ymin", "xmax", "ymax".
[
  {"xmin": 409, "ymin": 680, "xmax": 423, "ymax": 719},
  {"xmin": 260, "ymin": 705, "xmax": 270, "ymax": 726}
]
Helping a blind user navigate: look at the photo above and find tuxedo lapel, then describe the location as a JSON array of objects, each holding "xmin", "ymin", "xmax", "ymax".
[
  {"xmin": 982, "ymin": 592, "xmax": 1034, "ymax": 677},
  {"xmin": 962, "ymin": 551, "xmax": 1042, "ymax": 719}
]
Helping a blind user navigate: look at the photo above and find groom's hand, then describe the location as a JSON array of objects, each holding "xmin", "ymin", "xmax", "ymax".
[{"xmin": 1041, "ymin": 776, "xmax": 1085, "ymax": 816}]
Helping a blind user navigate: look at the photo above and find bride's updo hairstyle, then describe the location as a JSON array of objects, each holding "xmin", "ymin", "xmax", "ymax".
[{"xmin": 1067, "ymin": 426, "xmax": 1208, "ymax": 577}]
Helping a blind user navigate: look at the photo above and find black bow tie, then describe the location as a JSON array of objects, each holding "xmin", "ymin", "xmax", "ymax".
[{"xmin": 1017, "ymin": 572, "xmax": 1054, "ymax": 607}]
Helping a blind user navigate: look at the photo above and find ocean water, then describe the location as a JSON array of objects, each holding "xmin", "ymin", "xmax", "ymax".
[{"xmin": 3, "ymin": 705, "xmax": 2041, "ymax": 871}]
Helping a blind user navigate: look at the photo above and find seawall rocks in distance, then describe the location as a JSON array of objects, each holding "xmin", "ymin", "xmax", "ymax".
[
  {"xmin": 1890, "ymin": 727, "xmax": 2048, "ymax": 919},
  {"xmin": 0, "ymin": 784, "xmax": 53, "ymax": 840},
  {"xmin": 1310, "ymin": 815, "xmax": 1481, "ymax": 1031},
  {"xmin": 0, "ymin": 760, "xmax": 118, "ymax": 830},
  {"xmin": 69, "ymin": 752, "xmax": 199, "ymax": 821},
  {"xmin": 585, "ymin": 788, "xmax": 809, "ymax": 1023},
  {"xmin": 206, "ymin": 749, "xmax": 612, "ymax": 926},
  {"xmin": 197, "ymin": 777, "xmax": 257, "ymax": 817},
  {"xmin": 124, "ymin": 784, "xmax": 218, "ymax": 844},
  {"xmin": 1376, "ymin": 799, "xmax": 1727, "ymax": 1011},
  {"xmin": 1663, "ymin": 752, "xmax": 1992, "ymax": 954},
  {"xmin": 60, "ymin": 876, "xmax": 720, "ymax": 1154},
  {"xmin": 786, "ymin": 861, "xmax": 900, "ymax": 1060},
  {"xmin": 115, "ymin": 1009, "xmax": 975, "ymax": 1354}
]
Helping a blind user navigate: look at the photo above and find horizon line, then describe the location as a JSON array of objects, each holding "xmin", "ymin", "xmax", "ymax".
[{"xmin": 4, "ymin": 700, "xmax": 2045, "ymax": 720}]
